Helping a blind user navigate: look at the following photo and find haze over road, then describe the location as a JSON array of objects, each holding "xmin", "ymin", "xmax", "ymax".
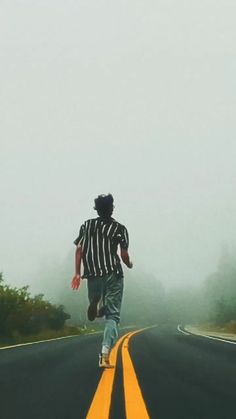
[
  {"xmin": 1, "ymin": 325, "xmax": 235, "ymax": 419},
  {"xmin": 1, "ymin": 1, "xmax": 236, "ymax": 296}
]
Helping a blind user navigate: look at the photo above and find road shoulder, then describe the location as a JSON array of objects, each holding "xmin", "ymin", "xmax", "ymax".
[{"xmin": 184, "ymin": 325, "xmax": 236, "ymax": 342}]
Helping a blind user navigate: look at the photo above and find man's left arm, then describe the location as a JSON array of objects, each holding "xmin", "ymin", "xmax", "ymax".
[{"xmin": 119, "ymin": 225, "xmax": 133, "ymax": 269}]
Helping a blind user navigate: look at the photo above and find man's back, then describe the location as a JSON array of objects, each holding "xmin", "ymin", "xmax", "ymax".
[{"xmin": 74, "ymin": 217, "xmax": 129, "ymax": 278}]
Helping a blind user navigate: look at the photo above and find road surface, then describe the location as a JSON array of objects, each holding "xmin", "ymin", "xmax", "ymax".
[{"xmin": 0, "ymin": 325, "xmax": 235, "ymax": 419}]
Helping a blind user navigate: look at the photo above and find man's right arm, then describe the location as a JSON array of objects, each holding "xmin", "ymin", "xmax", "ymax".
[
  {"xmin": 71, "ymin": 245, "xmax": 83, "ymax": 290},
  {"xmin": 75, "ymin": 245, "xmax": 83, "ymax": 276},
  {"xmin": 71, "ymin": 222, "xmax": 85, "ymax": 291}
]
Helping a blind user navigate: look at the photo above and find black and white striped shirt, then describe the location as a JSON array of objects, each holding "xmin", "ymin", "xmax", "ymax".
[{"xmin": 74, "ymin": 217, "xmax": 129, "ymax": 278}]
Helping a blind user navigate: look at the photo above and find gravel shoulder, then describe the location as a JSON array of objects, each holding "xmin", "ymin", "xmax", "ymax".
[{"xmin": 185, "ymin": 325, "xmax": 236, "ymax": 341}]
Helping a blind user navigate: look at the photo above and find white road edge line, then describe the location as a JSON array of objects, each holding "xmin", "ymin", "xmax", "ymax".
[
  {"xmin": 177, "ymin": 325, "xmax": 236, "ymax": 345},
  {"xmin": 199, "ymin": 334, "xmax": 236, "ymax": 345},
  {"xmin": 0, "ymin": 331, "xmax": 102, "ymax": 351},
  {"xmin": 177, "ymin": 325, "xmax": 190, "ymax": 335},
  {"xmin": 0, "ymin": 327, "xmax": 136, "ymax": 352}
]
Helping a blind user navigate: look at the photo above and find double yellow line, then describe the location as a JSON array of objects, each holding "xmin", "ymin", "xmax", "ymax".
[{"xmin": 86, "ymin": 328, "xmax": 150, "ymax": 419}]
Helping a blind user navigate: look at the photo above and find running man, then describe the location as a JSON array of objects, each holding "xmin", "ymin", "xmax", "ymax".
[{"xmin": 71, "ymin": 194, "xmax": 133, "ymax": 368}]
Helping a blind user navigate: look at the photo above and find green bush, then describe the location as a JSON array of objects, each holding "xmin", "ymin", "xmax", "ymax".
[{"xmin": 0, "ymin": 273, "xmax": 70, "ymax": 338}]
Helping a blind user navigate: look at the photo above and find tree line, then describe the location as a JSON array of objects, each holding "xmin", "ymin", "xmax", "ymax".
[
  {"xmin": 0, "ymin": 272, "xmax": 70, "ymax": 339},
  {"xmin": 203, "ymin": 246, "xmax": 236, "ymax": 327},
  {"xmin": 41, "ymin": 246, "xmax": 236, "ymax": 330},
  {"xmin": 155, "ymin": 245, "xmax": 236, "ymax": 329},
  {"xmin": 119, "ymin": 246, "xmax": 236, "ymax": 329}
]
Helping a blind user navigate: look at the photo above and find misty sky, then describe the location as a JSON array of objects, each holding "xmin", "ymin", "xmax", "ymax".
[{"xmin": 1, "ymin": 0, "xmax": 236, "ymax": 293}]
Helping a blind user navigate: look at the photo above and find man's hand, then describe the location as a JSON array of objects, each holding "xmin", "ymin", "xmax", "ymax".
[
  {"xmin": 71, "ymin": 274, "xmax": 81, "ymax": 290},
  {"xmin": 128, "ymin": 261, "xmax": 133, "ymax": 269}
]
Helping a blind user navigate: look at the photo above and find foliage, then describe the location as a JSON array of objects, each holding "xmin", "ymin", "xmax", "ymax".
[
  {"xmin": 31, "ymin": 244, "xmax": 236, "ymax": 331},
  {"xmin": 0, "ymin": 273, "xmax": 70, "ymax": 338},
  {"xmin": 203, "ymin": 246, "xmax": 236, "ymax": 325}
]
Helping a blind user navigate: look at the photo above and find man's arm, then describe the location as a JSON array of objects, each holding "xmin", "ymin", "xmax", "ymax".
[
  {"xmin": 75, "ymin": 245, "xmax": 83, "ymax": 275},
  {"xmin": 120, "ymin": 248, "xmax": 133, "ymax": 269},
  {"xmin": 71, "ymin": 245, "xmax": 83, "ymax": 290}
]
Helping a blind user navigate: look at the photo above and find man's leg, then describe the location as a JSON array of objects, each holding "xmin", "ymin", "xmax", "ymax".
[
  {"xmin": 87, "ymin": 277, "xmax": 103, "ymax": 321},
  {"xmin": 101, "ymin": 273, "xmax": 124, "ymax": 356}
]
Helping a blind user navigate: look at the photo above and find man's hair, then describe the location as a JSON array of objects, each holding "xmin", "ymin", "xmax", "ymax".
[{"xmin": 94, "ymin": 194, "xmax": 114, "ymax": 218}]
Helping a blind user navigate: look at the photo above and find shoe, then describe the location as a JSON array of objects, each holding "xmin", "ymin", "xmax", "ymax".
[
  {"xmin": 87, "ymin": 298, "xmax": 99, "ymax": 321},
  {"xmin": 99, "ymin": 353, "xmax": 114, "ymax": 369}
]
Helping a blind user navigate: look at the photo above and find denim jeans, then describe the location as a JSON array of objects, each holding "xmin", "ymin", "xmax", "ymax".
[{"xmin": 87, "ymin": 273, "xmax": 124, "ymax": 350}]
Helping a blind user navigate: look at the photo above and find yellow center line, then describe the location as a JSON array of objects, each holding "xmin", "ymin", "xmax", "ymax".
[
  {"xmin": 86, "ymin": 327, "xmax": 153, "ymax": 419},
  {"xmin": 85, "ymin": 332, "xmax": 130, "ymax": 419},
  {"xmin": 122, "ymin": 329, "xmax": 150, "ymax": 419}
]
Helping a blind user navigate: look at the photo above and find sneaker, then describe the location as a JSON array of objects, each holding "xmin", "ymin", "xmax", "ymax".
[
  {"xmin": 99, "ymin": 353, "xmax": 114, "ymax": 369},
  {"xmin": 87, "ymin": 298, "xmax": 100, "ymax": 321}
]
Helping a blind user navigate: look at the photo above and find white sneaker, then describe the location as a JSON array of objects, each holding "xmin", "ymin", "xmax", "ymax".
[{"xmin": 99, "ymin": 353, "xmax": 114, "ymax": 369}]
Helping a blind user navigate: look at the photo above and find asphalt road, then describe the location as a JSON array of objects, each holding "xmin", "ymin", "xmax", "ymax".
[{"xmin": 0, "ymin": 325, "xmax": 235, "ymax": 419}]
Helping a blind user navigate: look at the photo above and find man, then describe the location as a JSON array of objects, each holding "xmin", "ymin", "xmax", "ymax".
[{"xmin": 71, "ymin": 194, "xmax": 133, "ymax": 368}]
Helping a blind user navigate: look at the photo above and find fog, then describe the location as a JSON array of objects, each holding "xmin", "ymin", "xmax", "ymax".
[{"xmin": 1, "ymin": 1, "xmax": 236, "ymax": 302}]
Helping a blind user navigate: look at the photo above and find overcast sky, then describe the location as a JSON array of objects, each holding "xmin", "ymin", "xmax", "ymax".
[{"xmin": 1, "ymin": 0, "xmax": 236, "ymax": 293}]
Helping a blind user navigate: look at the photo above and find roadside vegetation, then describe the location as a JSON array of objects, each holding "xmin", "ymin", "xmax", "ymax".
[
  {"xmin": 156, "ymin": 246, "xmax": 236, "ymax": 334},
  {"xmin": 123, "ymin": 246, "xmax": 236, "ymax": 333},
  {"xmin": 0, "ymin": 272, "xmax": 83, "ymax": 347},
  {"xmin": 2, "ymin": 244, "xmax": 235, "ymax": 346},
  {"xmin": 38, "ymin": 246, "xmax": 236, "ymax": 335},
  {"xmin": 200, "ymin": 246, "xmax": 236, "ymax": 333}
]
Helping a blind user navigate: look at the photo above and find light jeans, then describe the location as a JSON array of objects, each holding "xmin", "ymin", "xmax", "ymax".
[{"xmin": 87, "ymin": 272, "xmax": 124, "ymax": 351}]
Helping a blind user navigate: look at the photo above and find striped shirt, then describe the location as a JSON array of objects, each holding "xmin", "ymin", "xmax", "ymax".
[{"xmin": 74, "ymin": 217, "xmax": 129, "ymax": 278}]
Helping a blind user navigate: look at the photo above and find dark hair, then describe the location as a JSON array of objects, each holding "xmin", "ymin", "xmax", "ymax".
[{"xmin": 94, "ymin": 194, "xmax": 114, "ymax": 218}]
